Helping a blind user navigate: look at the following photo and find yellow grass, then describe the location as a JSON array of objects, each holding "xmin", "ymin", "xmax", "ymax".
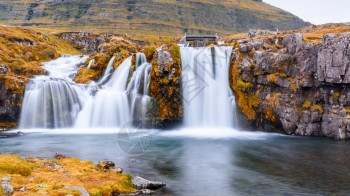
[{"xmin": 0, "ymin": 155, "xmax": 135, "ymax": 196}]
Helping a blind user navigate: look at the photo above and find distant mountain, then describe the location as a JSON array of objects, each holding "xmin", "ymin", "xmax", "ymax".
[{"xmin": 0, "ymin": 0, "xmax": 310, "ymax": 36}]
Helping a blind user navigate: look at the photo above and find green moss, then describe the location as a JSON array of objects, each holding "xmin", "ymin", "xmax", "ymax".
[
  {"xmin": 302, "ymin": 100, "xmax": 311, "ymax": 109},
  {"xmin": 237, "ymin": 78, "xmax": 252, "ymax": 89},
  {"xmin": 169, "ymin": 44, "xmax": 181, "ymax": 66},
  {"xmin": 311, "ymin": 104, "xmax": 324, "ymax": 114},
  {"xmin": 162, "ymin": 77, "xmax": 170, "ymax": 85},
  {"xmin": 264, "ymin": 93, "xmax": 280, "ymax": 122},
  {"xmin": 333, "ymin": 92, "xmax": 340, "ymax": 100},
  {"xmin": 267, "ymin": 74, "xmax": 278, "ymax": 83},
  {"xmin": 279, "ymin": 73, "xmax": 287, "ymax": 78},
  {"xmin": 230, "ymin": 51, "xmax": 259, "ymax": 120},
  {"xmin": 144, "ymin": 46, "xmax": 156, "ymax": 61}
]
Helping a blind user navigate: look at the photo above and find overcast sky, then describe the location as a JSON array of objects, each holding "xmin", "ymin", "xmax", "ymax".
[{"xmin": 263, "ymin": 0, "xmax": 350, "ymax": 25}]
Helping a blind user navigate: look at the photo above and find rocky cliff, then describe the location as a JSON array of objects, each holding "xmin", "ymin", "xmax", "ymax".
[
  {"xmin": 229, "ymin": 24, "xmax": 350, "ymax": 139},
  {"xmin": 0, "ymin": 0, "xmax": 309, "ymax": 36}
]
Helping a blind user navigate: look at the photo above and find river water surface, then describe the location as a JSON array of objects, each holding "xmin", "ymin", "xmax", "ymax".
[{"xmin": 1, "ymin": 128, "xmax": 349, "ymax": 196}]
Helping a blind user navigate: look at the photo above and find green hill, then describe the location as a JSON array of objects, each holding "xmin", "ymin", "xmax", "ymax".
[{"xmin": 0, "ymin": 0, "xmax": 310, "ymax": 36}]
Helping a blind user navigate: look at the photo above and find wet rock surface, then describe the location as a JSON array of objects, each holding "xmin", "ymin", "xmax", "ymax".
[
  {"xmin": 132, "ymin": 176, "xmax": 166, "ymax": 190},
  {"xmin": 0, "ymin": 81, "xmax": 22, "ymax": 129}
]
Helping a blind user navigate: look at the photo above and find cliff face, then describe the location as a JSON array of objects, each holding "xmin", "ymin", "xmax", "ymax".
[
  {"xmin": 0, "ymin": 0, "xmax": 309, "ymax": 36},
  {"xmin": 230, "ymin": 25, "xmax": 350, "ymax": 139}
]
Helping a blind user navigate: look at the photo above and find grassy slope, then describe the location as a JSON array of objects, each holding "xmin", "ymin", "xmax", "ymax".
[
  {"xmin": 0, "ymin": 25, "xmax": 81, "ymax": 95},
  {"xmin": 0, "ymin": 0, "xmax": 309, "ymax": 36},
  {"xmin": 0, "ymin": 154, "xmax": 134, "ymax": 195}
]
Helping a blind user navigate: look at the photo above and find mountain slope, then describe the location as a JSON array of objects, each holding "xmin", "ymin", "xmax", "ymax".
[{"xmin": 0, "ymin": 0, "xmax": 310, "ymax": 36}]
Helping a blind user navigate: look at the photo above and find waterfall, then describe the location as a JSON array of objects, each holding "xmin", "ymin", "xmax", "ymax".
[
  {"xmin": 19, "ymin": 56, "xmax": 89, "ymax": 128},
  {"xmin": 180, "ymin": 47, "xmax": 235, "ymax": 128},
  {"xmin": 127, "ymin": 62, "xmax": 152, "ymax": 124},
  {"xmin": 135, "ymin": 53, "xmax": 147, "ymax": 69},
  {"xmin": 87, "ymin": 59, "xmax": 95, "ymax": 69},
  {"xmin": 99, "ymin": 56, "xmax": 115, "ymax": 84},
  {"xmin": 74, "ymin": 57, "xmax": 132, "ymax": 128}
]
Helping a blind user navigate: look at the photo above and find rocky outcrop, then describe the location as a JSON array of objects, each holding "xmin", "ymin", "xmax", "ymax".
[
  {"xmin": 58, "ymin": 32, "xmax": 114, "ymax": 54},
  {"xmin": 0, "ymin": 78, "xmax": 23, "ymax": 130},
  {"xmin": 317, "ymin": 33, "xmax": 350, "ymax": 83},
  {"xmin": 231, "ymin": 32, "xmax": 350, "ymax": 140},
  {"xmin": 150, "ymin": 45, "xmax": 182, "ymax": 127}
]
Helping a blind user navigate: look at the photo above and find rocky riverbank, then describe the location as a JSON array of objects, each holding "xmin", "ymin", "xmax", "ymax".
[{"xmin": 0, "ymin": 154, "xmax": 165, "ymax": 196}]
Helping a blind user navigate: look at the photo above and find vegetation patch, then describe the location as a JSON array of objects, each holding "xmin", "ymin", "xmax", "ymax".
[
  {"xmin": 332, "ymin": 91, "xmax": 340, "ymax": 100},
  {"xmin": 230, "ymin": 51, "xmax": 259, "ymax": 120},
  {"xmin": 264, "ymin": 93, "xmax": 280, "ymax": 122},
  {"xmin": 302, "ymin": 100, "xmax": 311, "ymax": 109},
  {"xmin": 267, "ymin": 73, "xmax": 278, "ymax": 84},
  {"xmin": 144, "ymin": 46, "xmax": 156, "ymax": 62},
  {"xmin": 311, "ymin": 104, "xmax": 324, "ymax": 114},
  {"xmin": 74, "ymin": 38, "xmax": 141, "ymax": 84},
  {"xmin": 150, "ymin": 45, "xmax": 182, "ymax": 121},
  {"xmin": 0, "ymin": 26, "xmax": 81, "ymax": 93},
  {"xmin": 0, "ymin": 155, "xmax": 135, "ymax": 196}
]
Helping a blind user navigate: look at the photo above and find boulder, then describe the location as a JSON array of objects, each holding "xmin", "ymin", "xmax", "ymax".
[
  {"xmin": 64, "ymin": 186, "xmax": 89, "ymax": 196},
  {"xmin": 1, "ymin": 182, "xmax": 13, "ymax": 196},
  {"xmin": 321, "ymin": 113, "xmax": 346, "ymax": 140},
  {"xmin": 275, "ymin": 106, "xmax": 298, "ymax": 134},
  {"xmin": 132, "ymin": 176, "xmax": 166, "ymax": 190}
]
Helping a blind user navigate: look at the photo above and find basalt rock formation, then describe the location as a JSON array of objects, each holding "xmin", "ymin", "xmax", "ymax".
[{"xmin": 229, "ymin": 24, "xmax": 350, "ymax": 139}]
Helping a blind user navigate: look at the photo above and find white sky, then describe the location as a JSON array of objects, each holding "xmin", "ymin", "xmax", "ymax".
[{"xmin": 263, "ymin": 0, "xmax": 350, "ymax": 25}]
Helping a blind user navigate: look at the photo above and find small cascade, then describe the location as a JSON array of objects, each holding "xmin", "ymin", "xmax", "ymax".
[
  {"xmin": 19, "ymin": 56, "xmax": 88, "ymax": 128},
  {"xmin": 180, "ymin": 46, "xmax": 235, "ymax": 128},
  {"xmin": 74, "ymin": 57, "xmax": 133, "ymax": 128},
  {"xmin": 87, "ymin": 59, "xmax": 95, "ymax": 69},
  {"xmin": 135, "ymin": 53, "xmax": 147, "ymax": 69},
  {"xmin": 127, "ymin": 62, "xmax": 152, "ymax": 124},
  {"xmin": 99, "ymin": 56, "xmax": 115, "ymax": 84}
]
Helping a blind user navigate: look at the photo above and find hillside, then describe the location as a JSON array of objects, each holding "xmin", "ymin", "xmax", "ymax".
[{"xmin": 0, "ymin": 0, "xmax": 309, "ymax": 36}]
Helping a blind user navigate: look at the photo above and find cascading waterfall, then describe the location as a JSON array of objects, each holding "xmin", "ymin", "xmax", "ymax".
[
  {"xmin": 74, "ymin": 57, "xmax": 132, "ymax": 128},
  {"xmin": 99, "ymin": 56, "xmax": 115, "ymax": 84},
  {"xmin": 135, "ymin": 52, "xmax": 147, "ymax": 69},
  {"xmin": 19, "ymin": 47, "xmax": 235, "ymax": 130},
  {"xmin": 127, "ymin": 62, "xmax": 152, "ymax": 124},
  {"xmin": 19, "ymin": 56, "xmax": 89, "ymax": 128},
  {"xmin": 87, "ymin": 59, "xmax": 95, "ymax": 69},
  {"xmin": 180, "ymin": 46, "xmax": 235, "ymax": 128}
]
